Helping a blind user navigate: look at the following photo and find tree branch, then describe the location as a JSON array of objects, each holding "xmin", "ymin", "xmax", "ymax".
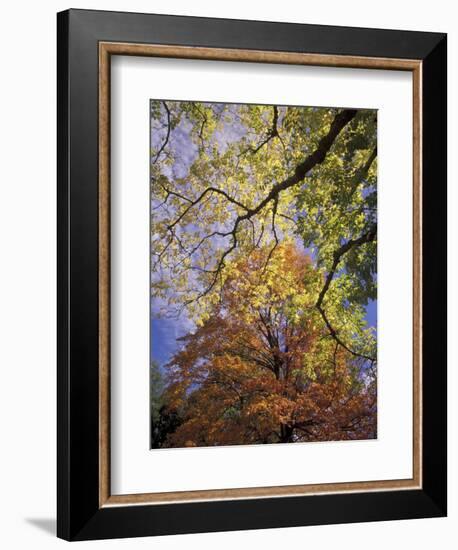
[
  {"xmin": 316, "ymin": 225, "xmax": 377, "ymax": 310},
  {"xmin": 246, "ymin": 109, "xmax": 358, "ymax": 217},
  {"xmin": 159, "ymin": 108, "xmax": 358, "ymax": 303},
  {"xmin": 263, "ymin": 196, "xmax": 279, "ymax": 272},
  {"xmin": 245, "ymin": 105, "xmax": 280, "ymax": 155},
  {"xmin": 348, "ymin": 146, "xmax": 377, "ymax": 197},
  {"xmin": 166, "ymin": 186, "xmax": 250, "ymax": 231},
  {"xmin": 315, "ymin": 225, "xmax": 377, "ymax": 362},
  {"xmin": 198, "ymin": 109, "xmax": 357, "ymax": 286},
  {"xmin": 151, "ymin": 101, "xmax": 171, "ymax": 164}
]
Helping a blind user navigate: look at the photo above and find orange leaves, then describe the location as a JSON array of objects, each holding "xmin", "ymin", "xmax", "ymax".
[{"xmin": 158, "ymin": 242, "xmax": 376, "ymax": 447}]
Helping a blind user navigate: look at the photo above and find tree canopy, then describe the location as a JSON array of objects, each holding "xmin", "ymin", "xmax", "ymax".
[
  {"xmin": 162, "ymin": 243, "xmax": 376, "ymax": 446},
  {"xmin": 150, "ymin": 100, "xmax": 377, "ymax": 447}
]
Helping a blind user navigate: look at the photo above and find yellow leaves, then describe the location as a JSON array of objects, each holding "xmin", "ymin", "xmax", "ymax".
[
  {"xmin": 210, "ymin": 242, "xmax": 315, "ymax": 326},
  {"xmin": 246, "ymin": 400, "xmax": 270, "ymax": 416}
]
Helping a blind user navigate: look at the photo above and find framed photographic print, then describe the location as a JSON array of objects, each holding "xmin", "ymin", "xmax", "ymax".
[{"xmin": 57, "ymin": 9, "xmax": 447, "ymax": 541}]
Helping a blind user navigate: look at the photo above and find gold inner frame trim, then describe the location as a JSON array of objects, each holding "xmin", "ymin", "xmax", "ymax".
[{"xmin": 99, "ymin": 41, "xmax": 422, "ymax": 507}]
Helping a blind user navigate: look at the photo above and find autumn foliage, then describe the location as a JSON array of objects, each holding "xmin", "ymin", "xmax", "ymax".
[{"xmin": 158, "ymin": 243, "xmax": 376, "ymax": 447}]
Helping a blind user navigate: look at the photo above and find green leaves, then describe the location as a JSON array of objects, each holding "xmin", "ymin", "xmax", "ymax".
[{"xmin": 294, "ymin": 109, "xmax": 377, "ymax": 312}]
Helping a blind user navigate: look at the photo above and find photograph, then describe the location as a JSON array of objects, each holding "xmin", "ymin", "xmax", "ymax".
[{"xmin": 150, "ymin": 100, "xmax": 378, "ymax": 448}]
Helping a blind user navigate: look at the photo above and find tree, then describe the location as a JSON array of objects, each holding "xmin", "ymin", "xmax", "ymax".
[
  {"xmin": 159, "ymin": 243, "xmax": 376, "ymax": 447},
  {"xmin": 150, "ymin": 360, "xmax": 179, "ymax": 448},
  {"xmin": 150, "ymin": 101, "xmax": 377, "ymax": 360}
]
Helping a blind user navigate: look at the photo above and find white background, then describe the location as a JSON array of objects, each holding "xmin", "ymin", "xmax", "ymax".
[
  {"xmin": 0, "ymin": 1, "xmax": 455, "ymax": 548},
  {"xmin": 111, "ymin": 57, "xmax": 413, "ymax": 494}
]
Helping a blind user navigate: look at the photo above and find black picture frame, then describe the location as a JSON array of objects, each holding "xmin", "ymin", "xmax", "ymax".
[{"xmin": 57, "ymin": 8, "xmax": 447, "ymax": 541}]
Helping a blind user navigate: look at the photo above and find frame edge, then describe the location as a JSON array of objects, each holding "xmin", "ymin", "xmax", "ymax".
[{"xmin": 57, "ymin": 9, "xmax": 70, "ymax": 542}]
